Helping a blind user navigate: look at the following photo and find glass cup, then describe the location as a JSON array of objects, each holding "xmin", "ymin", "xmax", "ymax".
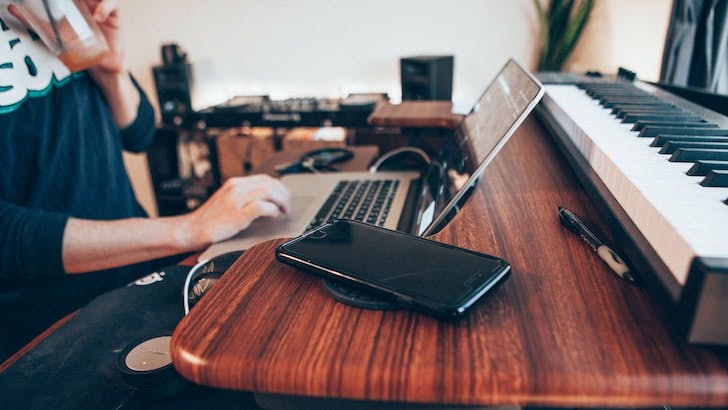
[{"xmin": 9, "ymin": 0, "xmax": 110, "ymax": 72}]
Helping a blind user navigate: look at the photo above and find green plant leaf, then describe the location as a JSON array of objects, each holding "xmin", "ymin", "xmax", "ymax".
[
  {"xmin": 552, "ymin": 0, "xmax": 593, "ymax": 69},
  {"xmin": 535, "ymin": 0, "xmax": 593, "ymax": 71},
  {"xmin": 548, "ymin": 0, "xmax": 575, "ymax": 56}
]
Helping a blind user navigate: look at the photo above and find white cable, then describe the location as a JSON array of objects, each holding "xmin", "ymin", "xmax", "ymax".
[
  {"xmin": 183, "ymin": 258, "xmax": 210, "ymax": 315},
  {"xmin": 369, "ymin": 146, "xmax": 431, "ymax": 173},
  {"xmin": 302, "ymin": 159, "xmax": 320, "ymax": 173}
]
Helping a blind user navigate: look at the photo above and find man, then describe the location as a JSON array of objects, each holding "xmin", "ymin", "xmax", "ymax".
[{"xmin": 0, "ymin": 0, "xmax": 291, "ymax": 361}]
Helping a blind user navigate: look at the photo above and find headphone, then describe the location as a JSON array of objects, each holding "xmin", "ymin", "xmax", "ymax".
[
  {"xmin": 277, "ymin": 147, "xmax": 354, "ymax": 175},
  {"xmin": 183, "ymin": 251, "xmax": 243, "ymax": 314}
]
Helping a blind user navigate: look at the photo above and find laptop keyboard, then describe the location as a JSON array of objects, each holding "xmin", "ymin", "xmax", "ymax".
[{"xmin": 305, "ymin": 179, "xmax": 400, "ymax": 231}]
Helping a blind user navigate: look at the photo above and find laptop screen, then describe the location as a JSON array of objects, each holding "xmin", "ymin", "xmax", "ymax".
[{"xmin": 418, "ymin": 59, "xmax": 544, "ymax": 236}]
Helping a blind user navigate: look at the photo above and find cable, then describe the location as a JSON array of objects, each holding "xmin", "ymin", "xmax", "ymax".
[
  {"xmin": 182, "ymin": 258, "xmax": 210, "ymax": 315},
  {"xmin": 369, "ymin": 146, "xmax": 432, "ymax": 173},
  {"xmin": 182, "ymin": 251, "xmax": 244, "ymax": 315},
  {"xmin": 301, "ymin": 157, "xmax": 320, "ymax": 173}
]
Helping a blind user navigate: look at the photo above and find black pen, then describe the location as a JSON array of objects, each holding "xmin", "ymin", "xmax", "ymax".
[{"xmin": 558, "ymin": 206, "xmax": 637, "ymax": 284}]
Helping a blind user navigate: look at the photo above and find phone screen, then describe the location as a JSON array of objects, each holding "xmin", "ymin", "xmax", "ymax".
[{"xmin": 278, "ymin": 220, "xmax": 509, "ymax": 308}]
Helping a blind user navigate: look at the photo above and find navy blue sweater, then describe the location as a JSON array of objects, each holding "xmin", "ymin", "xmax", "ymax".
[{"xmin": 0, "ymin": 11, "xmax": 158, "ymax": 358}]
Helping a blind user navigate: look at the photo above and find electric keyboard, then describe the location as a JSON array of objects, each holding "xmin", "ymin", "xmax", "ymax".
[{"xmin": 535, "ymin": 75, "xmax": 728, "ymax": 345}]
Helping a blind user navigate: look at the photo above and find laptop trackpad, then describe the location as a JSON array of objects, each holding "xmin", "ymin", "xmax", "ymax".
[
  {"xmin": 243, "ymin": 195, "xmax": 316, "ymax": 233},
  {"xmin": 198, "ymin": 196, "xmax": 317, "ymax": 261}
]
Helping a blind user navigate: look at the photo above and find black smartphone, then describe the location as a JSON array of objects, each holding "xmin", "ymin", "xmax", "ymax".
[{"xmin": 275, "ymin": 219, "xmax": 511, "ymax": 319}]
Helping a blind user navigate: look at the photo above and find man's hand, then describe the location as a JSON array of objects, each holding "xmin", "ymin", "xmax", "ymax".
[
  {"xmin": 77, "ymin": 0, "xmax": 141, "ymax": 128},
  {"xmin": 84, "ymin": 0, "xmax": 126, "ymax": 78},
  {"xmin": 178, "ymin": 175, "xmax": 292, "ymax": 248}
]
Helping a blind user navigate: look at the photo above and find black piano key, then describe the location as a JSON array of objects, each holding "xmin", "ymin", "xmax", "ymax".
[
  {"xmin": 598, "ymin": 94, "xmax": 658, "ymax": 99},
  {"xmin": 624, "ymin": 104, "xmax": 680, "ymax": 110},
  {"xmin": 699, "ymin": 170, "xmax": 728, "ymax": 187},
  {"xmin": 610, "ymin": 102, "xmax": 675, "ymax": 113},
  {"xmin": 602, "ymin": 99, "xmax": 664, "ymax": 108},
  {"xmin": 584, "ymin": 88, "xmax": 645, "ymax": 96},
  {"xmin": 669, "ymin": 148, "xmax": 728, "ymax": 162},
  {"xmin": 597, "ymin": 94, "xmax": 653, "ymax": 101},
  {"xmin": 581, "ymin": 82, "xmax": 633, "ymax": 87},
  {"xmin": 610, "ymin": 102, "xmax": 676, "ymax": 110},
  {"xmin": 615, "ymin": 108, "xmax": 686, "ymax": 118},
  {"xmin": 584, "ymin": 85, "xmax": 642, "ymax": 90},
  {"xmin": 637, "ymin": 126, "xmax": 728, "ymax": 138},
  {"xmin": 610, "ymin": 100, "xmax": 673, "ymax": 107},
  {"xmin": 659, "ymin": 141, "xmax": 728, "ymax": 154},
  {"xmin": 610, "ymin": 91, "xmax": 647, "ymax": 96},
  {"xmin": 687, "ymin": 160, "xmax": 728, "ymax": 176},
  {"xmin": 632, "ymin": 120, "xmax": 716, "ymax": 132},
  {"xmin": 622, "ymin": 114, "xmax": 704, "ymax": 124},
  {"xmin": 592, "ymin": 90, "xmax": 652, "ymax": 95},
  {"xmin": 651, "ymin": 135, "xmax": 728, "ymax": 147},
  {"xmin": 589, "ymin": 87, "xmax": 644, "ymax": 92},
  {"xmin": 599, "ymin": 90, "xmax": 654, "ymax": 94},
  {"xmin": 597, "ymin": 95, "xmax": 651, "ymax": 100}
]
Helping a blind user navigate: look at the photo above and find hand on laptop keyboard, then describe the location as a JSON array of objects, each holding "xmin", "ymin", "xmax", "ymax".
[{"xmin": 180, "ymin": 175, "xmax": 292, "ymax": 248}]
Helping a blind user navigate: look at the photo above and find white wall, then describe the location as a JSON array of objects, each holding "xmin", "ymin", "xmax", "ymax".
[
  {"xmin": 566, "ymin": 0, "xmax": 673, "ymax": 80},
  {"xmin": 120, "ymin": 0, "xmax": 672, "ymax": 216},
  {"xmin": 121, "ymin": 0, "xmax": 542, "ymax": 114}
]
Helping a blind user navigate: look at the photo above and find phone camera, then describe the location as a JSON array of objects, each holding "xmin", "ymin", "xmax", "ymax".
[{"xmin": 309, "ymin": 230, "xmax": 328, "ymax": 240}]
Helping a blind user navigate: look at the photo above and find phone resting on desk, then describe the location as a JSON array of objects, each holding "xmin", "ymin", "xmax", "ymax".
[{"xmin": 275, "ymin": 219, "xmax": 511, "ymax": 319}]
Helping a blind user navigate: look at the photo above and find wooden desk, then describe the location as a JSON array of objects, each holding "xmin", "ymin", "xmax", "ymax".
[{"xmin": 171, "ymin": 118, "xmax": 728, "ymax": 407}]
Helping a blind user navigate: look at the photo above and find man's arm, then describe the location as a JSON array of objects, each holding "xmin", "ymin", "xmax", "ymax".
[
  {"xmin": 101, "ymin": 73, "xmax": 157, "ymax": 153},
  {"xmin": 0, "ymin": 201, "xmax": 68, "ymax": 279},
  {"xmin": 92, "ymin": 71, "xmax": 140, "ymax": 129},
  {"xmin": 62, "ymin": 175, "xmax": 291, "ymax": 273},
  {"xmin": 1, "ymin": 175, "xmax": 290, "ymax": 277}
]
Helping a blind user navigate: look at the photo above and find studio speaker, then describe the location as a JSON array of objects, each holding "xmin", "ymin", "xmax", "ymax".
[
  {"xmin": 153, "ymin": 44, "xmax": 193, "ymax": 126},
  {"xmin": 400, "ymin": 55, "xmax": 454, "ymax": 101}
]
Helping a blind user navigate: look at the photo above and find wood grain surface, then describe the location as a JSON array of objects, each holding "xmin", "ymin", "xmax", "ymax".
[
  {"xmin": 368, "ymin": 102, "xmax": 464, "ymax": 129},
  {"xmin": 171, "ymin": 118, "xmax": 728, "ymax": 407}
]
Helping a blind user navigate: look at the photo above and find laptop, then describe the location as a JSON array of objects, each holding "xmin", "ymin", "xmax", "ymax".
[{"xmin": 199, "ymin": 59, "xmax": 544, "ymax": 261}]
